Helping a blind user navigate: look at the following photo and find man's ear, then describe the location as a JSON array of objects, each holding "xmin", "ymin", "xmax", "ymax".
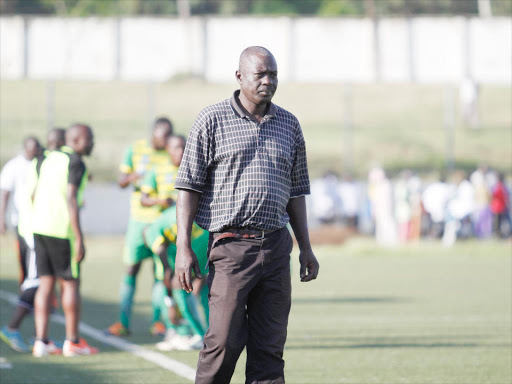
[{"xmin": 235, "ymin": 70, "xmax": 242, "ymax": 84}]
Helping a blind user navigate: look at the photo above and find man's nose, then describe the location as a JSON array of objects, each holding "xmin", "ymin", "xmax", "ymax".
[{"xmin": 261, "ymin": 74, "xmax": 272, "ymax": 85}]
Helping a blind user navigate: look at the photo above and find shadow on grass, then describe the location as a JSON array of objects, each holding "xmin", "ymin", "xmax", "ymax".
[
  {"xmin": 285, "ymin": 342, "xmax": 483, "ymax": 350},
  {"xmin": 0, "ymin": 277, "xmax": 165, "ymax": 346},
  {"xmin": 292, "ymin": 296, "xmax": 411, "ymax": 304},
  {"xmin": 288, "ymin": 333, "xmax": 496, "ymax": 342},
  {"xmin": 0, "ymin": 279, "xmax": 165, "ymax": 364}
]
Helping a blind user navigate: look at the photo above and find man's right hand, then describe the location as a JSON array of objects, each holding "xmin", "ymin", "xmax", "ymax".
[
  {"xmin": 175, "ymin": 245, "xmax": 202, "ymax": 293},
  {"xmin": 75, "ymin": 238, "xmax": 86, "ymax": 263},
  {"xmin": 118, "ymin": 172, "xmax": 143, "ymax": 188}
]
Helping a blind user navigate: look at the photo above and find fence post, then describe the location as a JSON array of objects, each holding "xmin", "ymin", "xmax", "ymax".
[
  {"xmin": 444, "ymin": 84, "xmax": 456, "ymax": 170},
  {"xmin": 343, "ymin": 83, "xmax": 354, "ymax": 174},
  {"xmin": 147, "ymin": 81, "xmax": 156, "ymax": 136},
  {"xmin": 46, "ymin": 79, "xmax": 55, "ymax": 133}
]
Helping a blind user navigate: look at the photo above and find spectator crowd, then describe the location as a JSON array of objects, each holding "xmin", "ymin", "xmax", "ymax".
[{"xmin": 307, "ymin": 167, "xmax": 512, "ymax": 246}]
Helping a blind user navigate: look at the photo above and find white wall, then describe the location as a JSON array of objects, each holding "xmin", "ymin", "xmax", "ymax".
[
  {"xmin": 0, "ymin": 16, "xmax": 510, "ymax": 84},
  {"xmin": 27, "ymin": 17, "xmax": 116, "ymax": 80},
  {"xmin": 0, "ymin": 16, "xmax": 24, "ymax": 79}
]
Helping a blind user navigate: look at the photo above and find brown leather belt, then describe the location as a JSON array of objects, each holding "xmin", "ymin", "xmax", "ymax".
[{"xmin": 212, "ymin": 228, "xmax": 277, "ymax": 247}]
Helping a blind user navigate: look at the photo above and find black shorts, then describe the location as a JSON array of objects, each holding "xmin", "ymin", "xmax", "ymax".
[{"xmin": 34, "ymin": 234, "xmax": 79, "ymax": 280}]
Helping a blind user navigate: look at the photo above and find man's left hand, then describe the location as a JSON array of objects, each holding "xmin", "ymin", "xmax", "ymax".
[{"xmin": 299, "ymin": 249, "xmax": 319, "ymax": 282}]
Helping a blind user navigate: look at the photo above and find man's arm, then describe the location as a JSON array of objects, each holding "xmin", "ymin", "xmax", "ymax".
[
  {"xmin": 118, "ymin": 172, "xmax": 141, "ymax": 189},
  {"xmin": 155, "ymin": 244, "xmax": 174, "ymax": 290},
  {"xmin": 67, "ymin": 184, "xmax": 85, "ymax": 263},
  {"xmin": 175, "ymin": 189, "xmax": 202, "ymax": 293},
  {"xmin": 0, "ymin": 190, "xmax": 10, "ymax": 234},
  {"xmin": 286, "ymin": 196, "xmax": 319, "ymax": 282},
  {"xmin": 140, "ymin": 192, "xmax": 173, "ymax": 209}
]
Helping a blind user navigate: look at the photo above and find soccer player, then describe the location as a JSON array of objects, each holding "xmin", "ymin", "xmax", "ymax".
[
  {"xmin": 107, "ymin": 117, "xmax": 173, "ymax": 337},
  {"xmin": 0, "ymin": 136, "xmax": 42, "ymax": 277},
  {"xmin": 31, "ymin": 124, "xmax": 97, "ymax": 357},
  {"xmin": 46, "ymin": 128, "xmax": 66, "ymax": 151},
  {"xmin": 0, "ymin": 130, "xmax": 65, "ymax": 352},
  {"xmin": 140, "ymin": 134, "xmax": 183, "ymax": 331},
  {"xmin": 141, "ymin": 135, "xmax": 208, "ymax": 350},
  {"xmin": 144, "ymin": 205, "xmax": 209, "ymax": 352}
]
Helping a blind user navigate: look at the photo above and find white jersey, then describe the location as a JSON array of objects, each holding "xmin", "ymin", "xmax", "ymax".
[{"xmin": 0, "ymin": 154, "xmax": 33, "ymax": 226}]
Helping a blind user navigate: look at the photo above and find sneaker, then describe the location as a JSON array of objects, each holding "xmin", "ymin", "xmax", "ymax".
[
  {"xmin": 187, "ymin": 334, "xmax": 204, "ymax": 350},
  {"xmin": 150, "ymin": 321, "xmax": 166, "ymax": 337},
  {"xmin": 105, "ymin": 322, "xmax": 130, "ymax": 337},
  {"xmin": 155, "ymin": 329, "xmax": 178, "ymax": 351},
  {"xmin": 32, "ymin": 340, "xmax": 62, "ymax": 357},
  {"xmin": 29, "ymin": 337, "xmax": 63, "ymax": 350},
  {"xmin": 0, "ymin": 326, "xmax": 29, "ymax": 353},
  {"xmin": 63, "ymin": 338, "xmax": 99, "ymax": 357},
  {"xmin": 166, "ymin": 334, "xmax": 203, "ymax": 351}
]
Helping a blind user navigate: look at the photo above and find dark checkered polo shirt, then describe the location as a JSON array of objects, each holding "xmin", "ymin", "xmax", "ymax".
[{"xmin": 175, "ymin": 90, "xmax": 310, "ymax": 232}]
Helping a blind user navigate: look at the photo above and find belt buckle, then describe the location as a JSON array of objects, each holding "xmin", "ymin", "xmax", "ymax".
[{"xmin": 254, "ymin": 230, "xmax": 265, "ymax": 240}]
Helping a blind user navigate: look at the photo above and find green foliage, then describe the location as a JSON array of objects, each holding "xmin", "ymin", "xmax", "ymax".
[
  {"xmin": 2, "ymin": 0, "xmax": 509, "ymax": 16},
  {"xmin": 317, "ymin": 0, "xmax": 364, "ymax": 16}
]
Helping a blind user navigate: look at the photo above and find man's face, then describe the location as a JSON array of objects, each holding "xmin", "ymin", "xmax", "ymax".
[
  {"xmin": 152, "ymin": 124, "xmax": 171, "ymax": 150},
  {"xmin": 24, "ymin": 140, "xmax": 40, "ymax": 160},
  {"xmin": 78, "ymin": 130, "xmax": 94, "ymax": 156},
  {"xmin": 47, "ymin": 131, "xmax": 65, "ymax": 150},
  {"xmin": 166, "ymin": 137, "xmax": 185, "ymax": 167},
  {"xmin": 237, "ymin": 54, "xmax": 278, "ymax": 106}
]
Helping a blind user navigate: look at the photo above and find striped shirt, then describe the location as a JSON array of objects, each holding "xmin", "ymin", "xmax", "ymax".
[{"xmin": 175, "ymin": 90, "xmax": 310, "ymax": 232}]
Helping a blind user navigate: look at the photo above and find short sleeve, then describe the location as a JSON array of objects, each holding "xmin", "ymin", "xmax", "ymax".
[
  {"xmin": 140, "ymin": 169, "xmax": 157, "ymax": 195},
  {"xmin": 119, "ymin": 145, "xmax": 133, "ymax": 174},
  {"xmin": 68, "ymin": 155, "xmax": 86, "ymax": 187},
  {"xmin": 0, "ymin": 158, "xmax": 16, "ymax": 192},
  {"xmin": 290, "ymin": 123, "xmax": 311, "ymax": 198},
  {"xmin": 175, "ymin": 110, "xmax": 210, "ymax": 193}
]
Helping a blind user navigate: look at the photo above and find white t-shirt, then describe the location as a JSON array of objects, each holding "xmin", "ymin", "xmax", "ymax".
[{"xmin": 0, "ymin": 154, "xmax": 33, "ymax": 226}]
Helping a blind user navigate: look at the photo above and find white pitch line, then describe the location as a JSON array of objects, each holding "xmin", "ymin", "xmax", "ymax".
[{"xmin": 0, "ymin": 289, "xmax": 196, "ymax": 381}]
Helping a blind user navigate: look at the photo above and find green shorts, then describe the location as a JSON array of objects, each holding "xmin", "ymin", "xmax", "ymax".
[
  {"xmin": 153, "ymin": 230, "xmax": 209, "ymax": 281},
  {"xmin": 123, "ymin": 220, "xmax": 153, "ymax": 266}
]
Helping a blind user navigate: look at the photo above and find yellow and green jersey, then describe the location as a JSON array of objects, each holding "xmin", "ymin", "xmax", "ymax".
[
  {"xmin": 145, "ymin": 206, "xmax": 209, "ymax": 279},
  {"xmin": 120, "ymin": 139, "xmax": 171, "ymax": 223},
  {"xmin": 140, "ymin": 162, "xmax": 180, "ymax": 204},
  {"xmin": 32, "ymin": 146, "xmax": 88, "ymax": 239}
]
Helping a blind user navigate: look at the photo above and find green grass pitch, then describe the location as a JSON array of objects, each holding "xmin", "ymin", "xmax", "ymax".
[{"xmin": 0, "ymin": 234, "xmax": 510, "ymax": 383}]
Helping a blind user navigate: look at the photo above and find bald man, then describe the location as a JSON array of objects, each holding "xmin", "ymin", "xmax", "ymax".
[
  {"xmin": 175, "ymin": 46, "xmax": 319, "ymax": 383},
  {"xmin": 31, "ymin": 124, "xmax": 98, "ymax": 357}
]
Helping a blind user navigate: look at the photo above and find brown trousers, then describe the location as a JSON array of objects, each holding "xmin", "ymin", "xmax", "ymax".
[{"xmin": 195, "ymin": 227, "xmax": 293, "ymax": 384}]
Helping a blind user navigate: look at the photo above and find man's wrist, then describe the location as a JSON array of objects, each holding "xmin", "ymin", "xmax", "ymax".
[
  {"xmin": 176, "ymin": 239, "xmax": 192, "ymax": 249},
  {"xmin": 298, "ymin": 244, "xmax": 313, "ymax": 252}
]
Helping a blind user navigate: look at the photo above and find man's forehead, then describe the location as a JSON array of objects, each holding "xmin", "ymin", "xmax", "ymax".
[{"xmin": 245, "ymin": 54, "xmax": 277, "ymax": 71}]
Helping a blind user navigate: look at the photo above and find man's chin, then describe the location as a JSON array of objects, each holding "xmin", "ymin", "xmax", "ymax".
[{"xmin": 256, "ymin": 94, "xmax": 274, "ymax": 104}]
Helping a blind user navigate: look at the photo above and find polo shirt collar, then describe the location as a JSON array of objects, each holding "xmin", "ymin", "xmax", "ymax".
[{"xmin": 230, "ymin": 90, "xmax": 277, "ymax": 121}]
